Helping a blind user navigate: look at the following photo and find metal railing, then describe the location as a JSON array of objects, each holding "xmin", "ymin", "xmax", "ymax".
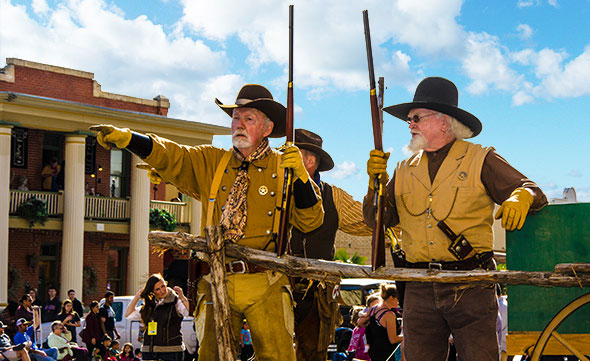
[
  {"xmin": 9, "ymin": 190, "xmax": 63, "ymax": 215},
  {"xmin": 150, "ymin": 200, "xmax": 190, "ymax": 224}
]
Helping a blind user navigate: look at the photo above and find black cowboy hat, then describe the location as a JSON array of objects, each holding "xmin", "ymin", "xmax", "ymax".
[
  {"xmin": 383, "ymin": 77, "xmax": 482, "ymax": 137},
  {"xmin": 215, "ymin": 84, "xmax": 286, "ymax": 138},
  {"xmin": 295, "ymin": 129, "xmax": 334, "ymax": 172}
]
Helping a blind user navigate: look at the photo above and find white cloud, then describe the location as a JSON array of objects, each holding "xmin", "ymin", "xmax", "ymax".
[
  {"xmin": 534, "ymin": 46, "xmax": 590, "ymax": 99},
  {"xmin": 517, "ymin": 0, "xmax": 534, "ymax": 8},
  {"xmin": 327, "ymin": 161, "xmax": 360, "ymax": 180},
  {"xmin": 517, "ymin": 0, "xmax": 558, "ymax": 8},
  {"xmin": 0, "ymin": 0, "xmax": 232, "ymax": 123},
  {"xmin": 388, "ymin": 0, "xmax": 466, "ymax": 57},
  {"xmin": 462, "ymin": 32, "xmax": 522, "ymax": 95},
  {"xmin": 32, "ymin": 0, "xmax": 49, "ymax": 15},
  {"xmin": 516, "ymin": 24, "xmax": 533, "ymax": 40},
  {"xmin": 178, "ymin": 0, "xmax": 422, "ymax": 94}
]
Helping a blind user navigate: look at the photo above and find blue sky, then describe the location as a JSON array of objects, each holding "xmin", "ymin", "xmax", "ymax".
[{"xmin": 1, "ymin": 0, "xmax": 589, "ymax": 202}]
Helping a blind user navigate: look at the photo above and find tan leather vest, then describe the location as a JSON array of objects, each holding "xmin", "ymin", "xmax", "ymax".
[{"xmin": 394, "ymin": 140, "xmax": 495, "ymax": 263}]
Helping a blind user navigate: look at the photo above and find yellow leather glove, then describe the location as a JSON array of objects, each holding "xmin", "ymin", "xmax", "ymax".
[
  {"xmin": 136, "ymin": 164, "xmax": 163, "ymax": 184},
  {"xmin": 89, "ymin": 124, "xmax": 132, "ymax": 150},
  {"xmin": 494, "ymin": 187, "xmax": 534, "ymax": 231},
  {"xmin": 279, "ymin": 145, "xmax": 310, "ymax": 183},
  {"xmin": 367, "ymin": 149, "xmax": 390, "ymax": 190}
]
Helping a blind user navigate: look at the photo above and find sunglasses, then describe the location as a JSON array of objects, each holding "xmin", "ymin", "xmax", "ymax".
[{"xmin": 405, "ymin": 112, "xmax": 437, "ymax": 125}]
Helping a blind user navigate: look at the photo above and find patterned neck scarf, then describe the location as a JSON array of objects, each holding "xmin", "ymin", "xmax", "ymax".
[{"xmin": 220, "ymin": 138, "xmax": 271, "ymax": 242}]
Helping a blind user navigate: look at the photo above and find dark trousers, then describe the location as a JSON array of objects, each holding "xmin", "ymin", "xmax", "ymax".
[
  {"xmin": 240, "ymin": 345, "xmax": 254, "ymax": 361},
  {"xmin": 403, "ymin": 282, "xmax": 499, "ymax": 361},
  {"xmin": 142, "ymin": 351, "xmax": 184, "ymax": 361},
  {"xmin": 72, "ymin": 347, "xmax": 89, "ymax": 361}
]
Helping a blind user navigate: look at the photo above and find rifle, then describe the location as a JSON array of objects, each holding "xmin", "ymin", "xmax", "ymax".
[
  {"xmin": 363, "ymin": 10, "xmax": 386, "ymax": 271},
  {"xmin": 276, "ymin": 4, "xmax": 295, "ymax": 257}
]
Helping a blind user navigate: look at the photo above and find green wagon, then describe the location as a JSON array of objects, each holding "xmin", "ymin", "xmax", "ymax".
[{"xmin": 506, "ymin": 203, "xmax": 590, "ymax": 360}]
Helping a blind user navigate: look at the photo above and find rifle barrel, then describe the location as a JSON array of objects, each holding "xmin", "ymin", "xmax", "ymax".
[{"xmin": 363, "ymin": 9, "xmax": 386, "ymax": 271}]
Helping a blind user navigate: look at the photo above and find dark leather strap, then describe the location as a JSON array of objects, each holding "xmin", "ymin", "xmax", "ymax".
[
  {"xmin": 406, "ymin": 251, "xmax": 494, "ymax": 271},
  {"xmin": 195, "ymin": 260, "xmax": 267, "ymax": 275}
]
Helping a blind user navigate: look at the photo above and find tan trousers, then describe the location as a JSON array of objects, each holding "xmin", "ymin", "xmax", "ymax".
[{"xmin": 195, "ymin": 272, "xmax": 296, "ymax": 361}]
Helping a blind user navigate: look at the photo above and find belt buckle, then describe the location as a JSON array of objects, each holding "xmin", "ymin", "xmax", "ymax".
[
  {"xmin": 229, "ymin": 260, "xmax": 247, "ymax": 274},
  {"xmin": 428, "ymin": 262, "xmax": 443, "ymax": 271}
]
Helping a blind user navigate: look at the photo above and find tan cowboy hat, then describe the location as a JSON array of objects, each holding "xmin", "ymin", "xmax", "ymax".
[
  {"xmin": 295, "ymin": 129, "xmax": 334, "ymax": 172},
  {"xmin": 215, "ymin": 84, "xmax": 286, "ymax": 138},
  {"xmin": 383, "ymin": 77, "xmax": 482, "ymax": 137}
]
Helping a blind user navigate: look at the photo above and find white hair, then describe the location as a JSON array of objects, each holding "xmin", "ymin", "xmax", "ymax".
[{"xmin": 446, "ymin": 115, "xmax": 473, "ymax": 139}]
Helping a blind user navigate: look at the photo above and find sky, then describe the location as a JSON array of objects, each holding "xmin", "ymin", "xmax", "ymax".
[{"xmin": 1, "ymin": 0, "xmax": 589, "ymax": 202}]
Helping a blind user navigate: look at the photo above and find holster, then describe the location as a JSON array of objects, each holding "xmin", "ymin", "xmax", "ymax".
[{"xmin": 390, "ymin": 246, "xmax": 407, "ymax": 308}]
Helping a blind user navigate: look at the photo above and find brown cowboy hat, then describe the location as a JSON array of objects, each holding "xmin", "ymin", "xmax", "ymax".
[
  {"xmin": 383, "ymin": 77, "xmax": 482, "ymax": 137},
  {"xmin": 295, "ymin": 129, "xmax": 334, "ymax": 172},
  {"xmin": 215, "ymin": 84, "xmax": 286, "ymax": 138}
]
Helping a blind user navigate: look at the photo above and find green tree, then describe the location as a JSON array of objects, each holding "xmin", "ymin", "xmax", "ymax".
[
  {"xmin": 333, "ymin": 248, "xmax": 367, "ymax": 265},
  {"xmin": 149, "ymin": 208, "xmax": 178, "ymax": 231}
]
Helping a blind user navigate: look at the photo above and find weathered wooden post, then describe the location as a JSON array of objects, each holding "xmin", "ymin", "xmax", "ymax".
[{"xmin": 204, "ymin": 226, "xmax": 237, "ymax": 360}]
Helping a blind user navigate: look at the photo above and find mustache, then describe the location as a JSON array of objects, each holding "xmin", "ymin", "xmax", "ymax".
[{"xmin": 233, "ymin": 130, "xmax": 248, "ymax": 138}]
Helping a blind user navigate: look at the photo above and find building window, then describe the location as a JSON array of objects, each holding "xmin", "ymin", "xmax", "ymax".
[{"xmin": 110, "ymin": 149, "xmax": 130, "ymax": 198}]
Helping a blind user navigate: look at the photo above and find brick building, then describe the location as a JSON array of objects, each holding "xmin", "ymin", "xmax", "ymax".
[{"xmin": 0, "ymin": 58, "xmax": 229, "ymax": 309}]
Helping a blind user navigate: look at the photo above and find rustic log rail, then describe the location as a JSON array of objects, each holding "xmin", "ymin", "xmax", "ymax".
[{"xmin": 149, "ymin": 230, "xmax": 590, "ymax": 287}]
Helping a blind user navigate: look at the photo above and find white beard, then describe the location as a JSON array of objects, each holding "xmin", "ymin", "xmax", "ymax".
[
  {"xmin": 408, "ymin": 133, "xmax": 427, "ymax": 153},
  {"xmin": 232, "ymin": 131, "xmax": 252, "ymax": 150}
]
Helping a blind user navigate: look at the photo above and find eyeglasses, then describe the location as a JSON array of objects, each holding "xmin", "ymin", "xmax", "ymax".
[{"xmin": 405, "ymin": 112, "xmax": 437, "ymax": 125}]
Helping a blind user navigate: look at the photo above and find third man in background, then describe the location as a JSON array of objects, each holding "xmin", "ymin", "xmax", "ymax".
[{"xmin": 291, "ymin": 129, "xmax": 372, "ymax": 361}]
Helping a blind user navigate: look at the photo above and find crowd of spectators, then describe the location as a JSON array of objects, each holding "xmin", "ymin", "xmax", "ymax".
[{"xmin": 0, "ymin": 288, "xmax": 136, "ymax": 361}]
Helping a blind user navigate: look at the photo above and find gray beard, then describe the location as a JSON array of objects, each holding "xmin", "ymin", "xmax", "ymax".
[
  {"xmin": 232, "ymin": 133, "xmax": 252, "ymax": 149},
  {"xmin": 408, "ymin": 134, "xmax": 426, "ymax": 153}
]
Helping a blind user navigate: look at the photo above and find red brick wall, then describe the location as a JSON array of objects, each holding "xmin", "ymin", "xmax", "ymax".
[
  {"xmin": 149, "ymin": 247, "xmax": 164, "ymax": 276},
  {"xmin": 8, "ymin": 229, "xmax": 61, "ymax": 301},
  {"xmin": 85, "ymin": 144, "xmax": 111, "ymax": 196},
  {"xmin": 10, "ymin": 129, "xmax": 46, "ymax": 190},
  {"xmin": 0, "ymin": 65, "xmax": 167, "ymax": 115},
  {"xmin": 149, "ymin": 181, "xmax": 167, "ymax": 201}
]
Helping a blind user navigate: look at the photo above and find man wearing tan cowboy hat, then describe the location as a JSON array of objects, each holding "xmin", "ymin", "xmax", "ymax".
[
  {"xmin": 363, "ymin": 77, "xmax": 547, "ymax": 360},
  {"xmin": 290, "ymin": 129, "xmax": 372, "ymax": 361},
  {"xmin": 90, "ymin": 84, "xmax": 323, "ymax": 361}
]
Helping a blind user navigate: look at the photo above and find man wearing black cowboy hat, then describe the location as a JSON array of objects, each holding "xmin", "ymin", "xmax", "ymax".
[
  {"xmin": 363, "ymin": 77, "xmax": 547, "ymax": 360},
  {"xmin": 90, "ymin": 84, "xmax": 324, "ymax": 361},
  {"xmin": 290, "ymin": 129, "xmax": 372, "ymax": 361}
]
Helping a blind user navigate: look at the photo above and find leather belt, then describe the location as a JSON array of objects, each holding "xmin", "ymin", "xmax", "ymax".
[
  {"xmin": 224, "ymin": 260, "xmax": 267, "ymax": 274},
  {"xmin": 406, "ymin": 251, "xmax": 494, "ymax": 271},
  {"xmin": 195, "ymin": 260, "xmax": 267, "ymax": 275}
]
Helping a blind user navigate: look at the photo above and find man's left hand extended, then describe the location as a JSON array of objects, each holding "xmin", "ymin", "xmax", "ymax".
[
  {"xmin": 495, "ymin": 187, "xmax": 534, "ymax": 231},
  {"xmin": 279, "ymin": 145, "xmax": 310, "ymax": 183}
]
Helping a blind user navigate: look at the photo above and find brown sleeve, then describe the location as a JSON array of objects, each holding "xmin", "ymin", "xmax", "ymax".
[
  {"xmin": 362, "ymin": 171, "xmax": 399, "ymax": 229},
  {"xmin": 481, "ymin": 151, "xmax": 548, "ymax": 212}
]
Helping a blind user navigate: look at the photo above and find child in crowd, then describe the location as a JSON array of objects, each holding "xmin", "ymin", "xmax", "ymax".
[
  {"xmin": 94, "ymin": 335, "xmax": 117, "ymax": 361},
  {"xmin": 133, "ymin": 348, "xmax": 142, "ymax": 361},
  {"xmin": 108, "ymin": 340, "xmax": 120, "ymax": 360},
  {"xmin": 240, "ymin": 320, "xmax": 254, "ymax": 361},
  {"xmin": 120, "ymin": 343, "xmax": 134, "ymax": 361},
  {"xmin": 346, "ymin": 306, "xmax": 371, "ymax": 360}
]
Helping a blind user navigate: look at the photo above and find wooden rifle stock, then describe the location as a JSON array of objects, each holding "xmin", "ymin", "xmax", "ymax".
[
  {"xmin": 363, "ymin": 10, "xmax": 386, "ymax": 271},
  {"xmin": 276, "ymin": 4, "xmax": 294, "ymax": 257}
]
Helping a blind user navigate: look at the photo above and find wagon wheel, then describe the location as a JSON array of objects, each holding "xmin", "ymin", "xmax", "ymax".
[{"xmin": 530, "ymin": 292, "xmax": 590, "ymax": 361}]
